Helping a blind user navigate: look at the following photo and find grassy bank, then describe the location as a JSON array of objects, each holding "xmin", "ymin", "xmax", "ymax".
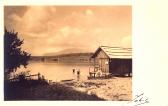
[
  {"xmin": 4, "ymin": 77, "xmax": 131, "ymax": 101},
  {"xmin": 4, "ymin": 80, "xmax": 104, "ymax": 100}
]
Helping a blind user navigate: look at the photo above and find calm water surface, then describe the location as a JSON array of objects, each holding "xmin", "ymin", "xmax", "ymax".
[{"xmin": 17, "ymin": 62, "xmax": 94, "ymax": 81}]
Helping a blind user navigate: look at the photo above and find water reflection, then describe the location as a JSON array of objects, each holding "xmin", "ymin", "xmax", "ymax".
[{"xmin": 16, "ymin": 62, "xmax": 93, "ymax": 82}]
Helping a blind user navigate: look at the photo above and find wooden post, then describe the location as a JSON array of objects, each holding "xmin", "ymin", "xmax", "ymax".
[
  {"xmin": 38, "ymin": 73, "xmax": 41, "ymax": 80},
  {"xmin": 94, "ymin": 58, "xmax": 95, "ymax": 73},
  {"xmin": 94, "ymin": 58, "xmax": 96, "ymax": 78},
  {"xmin": 89, "ymin": 58, "xmax": 90, "ymax": 73},
  {"xmin": 42, "ymin": 75, "xmax": 45, "ymax": 80}
]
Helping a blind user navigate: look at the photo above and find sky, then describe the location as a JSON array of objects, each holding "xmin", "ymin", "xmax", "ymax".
[{"xmin": 4, "ymin": 6, "xmax": 131, "ymax": 56}]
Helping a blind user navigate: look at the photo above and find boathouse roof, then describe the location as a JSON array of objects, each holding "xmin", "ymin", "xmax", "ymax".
[{"xmin": 91, "ymin": 46, "xmax": 132, "ymax": 59}]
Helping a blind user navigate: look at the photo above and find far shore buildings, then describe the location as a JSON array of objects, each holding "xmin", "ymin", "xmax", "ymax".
[{"xmin": 91, "ymin": 46, "xmax": 132, "ymax": 76}]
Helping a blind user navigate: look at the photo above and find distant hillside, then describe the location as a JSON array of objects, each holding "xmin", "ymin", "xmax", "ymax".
[
  {"xmin": 44, "ymin": 48, "xmax": 94, "ymax": 56},
  {"xmin": 30, "ymin": 48, "xmax": 94, "ymax": 64}
]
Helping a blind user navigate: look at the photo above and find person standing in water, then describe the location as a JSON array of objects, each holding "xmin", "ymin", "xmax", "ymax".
[
  {"xmin": 72, "ymin": 69, "xmax": 75, "ymax": 74},
  {"xmin": 77, "ymin": 69, "xmax": 80, "ymax": 81}
]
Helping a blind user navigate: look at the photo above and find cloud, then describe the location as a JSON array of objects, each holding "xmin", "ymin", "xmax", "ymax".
[
  {"xmin": 5, "ymin": 6, "xmax": 131, "ymax": 55},
  {"xmin": 60, "ymin": 26, "xmax": 70, "ymax": 37},
  {"xmin": 121, "ymin": 35, "xmax": 132, "ymax": 47},
  {"xmin": 21, "ymin": 7, "xmax": 57, "ymax": 35},
  {"xmin": 85, "ymin": 9, "xmax": 94, "ymax": 16},
  {"xmin": 9, "ymin": 13, "xmax": 22, "ymax": 22}
]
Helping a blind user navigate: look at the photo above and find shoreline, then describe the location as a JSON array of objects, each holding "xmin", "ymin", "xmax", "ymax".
[
  {"xmin": 5, "ymin": 76, "xmax": 132, "ymax": 101},
  {"xmin": 60, "ymin": 77, "xmax": 132, "ymax": 101}
]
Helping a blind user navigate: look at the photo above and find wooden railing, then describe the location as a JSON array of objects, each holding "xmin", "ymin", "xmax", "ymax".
[{"xmin": 8, "ymin": 73, "xmax": 45, "ymax": 82}]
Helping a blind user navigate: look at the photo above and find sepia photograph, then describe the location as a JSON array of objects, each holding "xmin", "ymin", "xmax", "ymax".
[{"xmin": 4, "ymin": 6, "xmax": 132, "ymax": 101}]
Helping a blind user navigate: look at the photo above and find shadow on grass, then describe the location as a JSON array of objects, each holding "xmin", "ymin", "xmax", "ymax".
[{"xmin": 4, "ymin": 80, "xmax": 104, "ymax": 101}]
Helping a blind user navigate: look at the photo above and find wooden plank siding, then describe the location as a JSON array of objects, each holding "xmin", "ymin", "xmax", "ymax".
[
  {"xmin": 91, "ymin": 46, "xmax": 132, "ymax": 77},
  {"xmin": 94, "ymin": 50, "xmax": 109, "ymax": 73}
]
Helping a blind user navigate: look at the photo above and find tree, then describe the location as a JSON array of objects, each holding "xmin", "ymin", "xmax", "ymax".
[{"xmin": 4, "ymin": 28, "xmax": 31, "ymax": 77}]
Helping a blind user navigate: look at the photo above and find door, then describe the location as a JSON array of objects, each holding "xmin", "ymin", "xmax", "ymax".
[{"xmin": 99, "ymin": 58, "xmax": 109, "ymax": 73}]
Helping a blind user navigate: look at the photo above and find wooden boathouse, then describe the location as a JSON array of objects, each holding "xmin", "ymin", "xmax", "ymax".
[{"xmin": 90, "ymin": 46, "xmax": 132, "ymax": 77}]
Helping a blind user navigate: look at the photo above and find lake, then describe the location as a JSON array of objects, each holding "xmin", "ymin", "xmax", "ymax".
[{"xmin": 16, "ymin": 62, "xmax": 94, "ymax": 82}]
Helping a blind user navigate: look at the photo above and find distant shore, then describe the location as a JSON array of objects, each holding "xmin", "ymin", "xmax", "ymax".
[{"xmin": 30, "ymin": 52, "xmax": 94, "ymax": 64}]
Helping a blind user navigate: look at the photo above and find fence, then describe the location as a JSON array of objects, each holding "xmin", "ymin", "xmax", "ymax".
[{"xmin": 8, "ymin": 73, "xmax": 45, "ymax": 82}]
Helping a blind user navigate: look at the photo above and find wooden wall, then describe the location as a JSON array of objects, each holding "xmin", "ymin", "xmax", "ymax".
[
  {"xmin": 93, "ymin": 49, "xmax": 132, "ymax": 76},
  {"xmin": 94, "ymin": 50, "xmax": 109, "ymax": 73},
  {"xmin": 109, "ymin": 59, "xmax": 132, "ymax": 76}
]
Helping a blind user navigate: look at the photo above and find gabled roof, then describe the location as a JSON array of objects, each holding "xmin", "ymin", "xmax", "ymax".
[{"xmin": 91, "ymin": 46, "xmax": 132, "ymax": 59}]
